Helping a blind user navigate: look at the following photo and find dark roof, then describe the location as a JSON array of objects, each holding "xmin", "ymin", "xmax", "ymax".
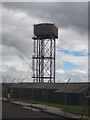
[{"xmin": 8, "ymin": 83, "xmax": 89, "ymax": 93}]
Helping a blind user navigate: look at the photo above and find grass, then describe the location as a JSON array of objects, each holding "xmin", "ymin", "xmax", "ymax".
[{"xmin": 10, "ymin": 98, "xmax": 88, "ymax": 117}]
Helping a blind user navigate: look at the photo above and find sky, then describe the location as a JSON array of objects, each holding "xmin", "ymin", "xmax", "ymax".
[
  {"xmin": 1, "ymin": 2, "xmax": 88, "ymax": 83},
  {"xmin": 1, "ymin": 0, "xmax": 89, "ymax": 2}
]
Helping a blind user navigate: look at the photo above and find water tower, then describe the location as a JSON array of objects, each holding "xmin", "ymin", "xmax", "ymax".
[{"xmin": 32, "ymin": 23, "xmax": 58, "ymax": 83}]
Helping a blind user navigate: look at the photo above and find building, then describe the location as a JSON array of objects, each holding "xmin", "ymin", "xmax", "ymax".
[{"xmin": 3, "ymin": 82, "xmax": 89, "ymax": 106}]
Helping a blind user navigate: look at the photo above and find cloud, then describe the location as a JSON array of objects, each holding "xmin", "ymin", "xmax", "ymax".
[
  {"xmin": 56, "ymin": 50, "xmax": 88, "ymax": 82},
  {"xmin": 2, "ymin": 55, "xmax": 32, "ymax": 82},
  {"xmin": 57, "ymin": 28, "xmax": 88, "ymax": 52},
  {"xmin": 2, "ymin": 66, "xmax": 32, "ymax": 83},
  {"xmin": 59, "ymin": 52, "xmax": 88, "ymax": 69},
  {"xmin": 2, "ymin": 0, "xmax": 89, "ymax": 2},
  {"xmin": 3, "ymin": 2, "xmax": 88, "ymax": 34},
  {"xmin": 56, "ymin": 68, "xmax": 88, "ymax": 83},
  {"xmin": 56, "ymin": 69, "xmax": 65, "ymax": 74},
  {"xmin": 0, "ymin": 4, "xmax": 2, "ymax": 45}
]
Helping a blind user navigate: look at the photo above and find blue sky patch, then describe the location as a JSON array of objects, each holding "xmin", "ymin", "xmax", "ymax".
[
  {"xmin": 57, "ymin": 49, "xmax": 88, "ymax": 57},
  {"xmin": 63, "ymin": 61, "xmax": 77, "ymax": 70},
  {"xmin": 73, "ymin": 51, "xmax": 87, "ymax": 56}
]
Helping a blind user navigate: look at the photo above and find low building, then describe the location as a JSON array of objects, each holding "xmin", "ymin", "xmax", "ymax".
[{"xmin": 4, "ymin": 82, "xmax": 89, "ymax": 106}]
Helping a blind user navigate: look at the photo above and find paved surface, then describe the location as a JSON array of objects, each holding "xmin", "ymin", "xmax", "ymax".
[
  {"xmin": 2, "ymin": 101, "xmax": 61, "ymax": 119},
  {"xmin": 12, "ymin": 100, "xmax": 89, "ymax": 120},
  {"xmin": 1, "ymin": 99, "xmax": 89, "ymax": 120}
]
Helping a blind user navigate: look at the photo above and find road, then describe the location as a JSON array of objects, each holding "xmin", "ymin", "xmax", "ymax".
[{"xmin": 2, "ymin": 101, "xmax": 62, "ymax": 119}]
